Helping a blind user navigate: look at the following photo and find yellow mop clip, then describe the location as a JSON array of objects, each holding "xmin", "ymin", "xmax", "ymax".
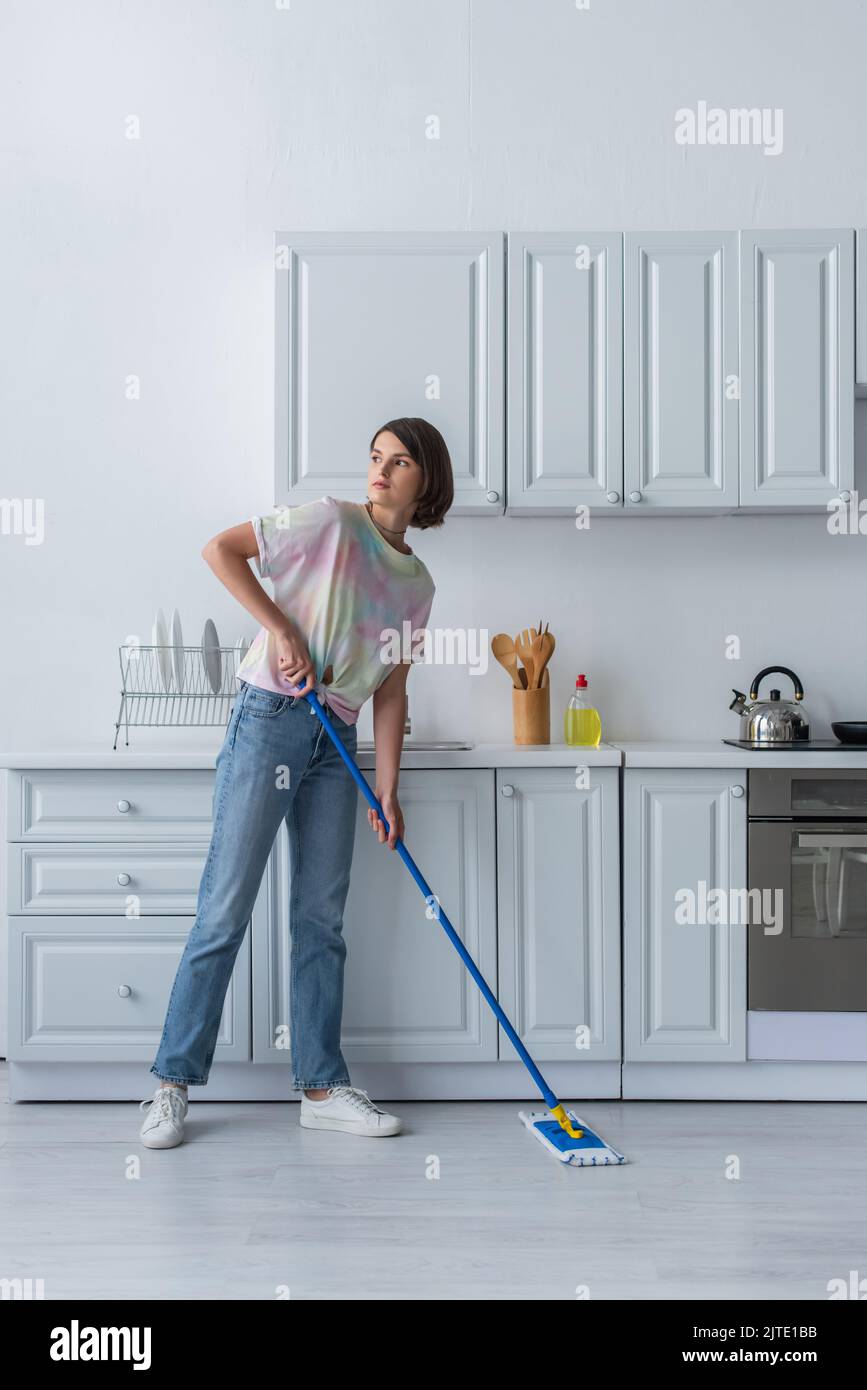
[{"xmin": 549, "ymin": 1104, "xmax": 584, "ymax": 1139}]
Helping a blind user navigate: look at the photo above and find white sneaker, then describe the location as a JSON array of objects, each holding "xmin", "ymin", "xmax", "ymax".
[
  {"xmin": 299, "ymin": 1086, "xmax": 402, "ymax": 1137},
  {"xmin": 139, "ymin": 1085, "xmax": 189, "ymax": 1149}
]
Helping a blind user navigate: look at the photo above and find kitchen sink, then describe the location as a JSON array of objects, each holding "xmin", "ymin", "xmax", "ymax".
[{"xmin": 356, "ymin": 740, "xmax": 474, "ymax": 751}]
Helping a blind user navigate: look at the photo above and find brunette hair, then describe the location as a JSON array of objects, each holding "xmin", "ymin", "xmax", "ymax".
[{"xmin": 369, "ymin": 417, "xmax": 454, "ymax": 530}]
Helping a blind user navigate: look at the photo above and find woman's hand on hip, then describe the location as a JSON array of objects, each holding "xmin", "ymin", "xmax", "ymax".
[
  {"xmin": 273, "ymin": 623, "xmax": 316, "ymax": 697},
  {"xmin": 368, "ymin": 789, "xmax": 403, "ymax": 850}
]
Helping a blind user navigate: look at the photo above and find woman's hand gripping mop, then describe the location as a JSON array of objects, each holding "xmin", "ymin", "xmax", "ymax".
[{"xmin": 303, "ymin": 690, "xmax": 627, "ymax": 1167}]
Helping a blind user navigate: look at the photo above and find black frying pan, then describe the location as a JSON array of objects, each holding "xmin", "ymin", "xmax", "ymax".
[{"xmin": 832, "ymin": 722, "xmax": 867, "ymax": 744}]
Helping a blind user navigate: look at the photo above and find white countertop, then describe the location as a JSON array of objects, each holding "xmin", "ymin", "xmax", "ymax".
[
  {"xmin": 0, "ymin": 739, "xmax": 621, "ymax": 770},
  {"xmin": 4, "ymin": 737, "xmax": 867, "ymax": 769},
  {"xmin": 613, "ymin": 740, "xmax": 867, "ymax": 769}
]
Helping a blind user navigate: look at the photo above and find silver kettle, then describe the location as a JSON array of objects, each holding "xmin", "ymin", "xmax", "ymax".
[{"xmin": 729, "ymin": 666, "xmax": 810, "ymax": 743}]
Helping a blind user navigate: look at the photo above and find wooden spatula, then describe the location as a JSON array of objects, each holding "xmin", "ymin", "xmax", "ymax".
[
  {"xmin": 531, "ymin": 630, "xmax": 555, "ymax": 688},
  {"xmin": 515, "ymin": 629, "xmax": 537, "ymax": 688}
]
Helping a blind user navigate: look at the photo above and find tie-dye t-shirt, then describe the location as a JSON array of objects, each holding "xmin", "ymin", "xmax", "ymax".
[{"xmin": 235, "ymin": 496, "xmax": 436, "ymax": 725}]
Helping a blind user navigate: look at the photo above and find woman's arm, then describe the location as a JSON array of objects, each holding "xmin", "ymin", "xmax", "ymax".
[
  {"xmin": 201, "ymin": 522, "xmax": 317, "ymax": 696},
  {"xmin": 367, "ymin": 659, "xmax": 411, "ymax": 850}
]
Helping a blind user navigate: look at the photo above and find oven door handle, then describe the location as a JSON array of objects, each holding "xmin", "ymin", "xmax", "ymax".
[{"xmin": 797, "ymin": 833, "xmax": 867, "ymax": 848}]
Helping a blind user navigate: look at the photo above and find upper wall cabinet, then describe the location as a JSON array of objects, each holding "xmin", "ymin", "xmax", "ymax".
[
  {"xmin": 506, "ymin": 233, "xmax": 623, "ymax": 515},
  {"xmin": 275, "ymin": 228, "xmax": 857, "ymax": 519},
  {"xmin": 740, "ymin": 230, "xmax": 854, "ymax": 508},
  {"xmin": 624, "ymin": 232, "xmax": 739, "ymax": 511},
  {"xmin": 274, "ymin": 231, "xmax": 505, "ymax": 515}
]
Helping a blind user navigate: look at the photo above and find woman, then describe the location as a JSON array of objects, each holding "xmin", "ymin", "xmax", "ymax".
[{"xmin": 138, "ymin": 418, "xmax": 453, "ymax": 1149}]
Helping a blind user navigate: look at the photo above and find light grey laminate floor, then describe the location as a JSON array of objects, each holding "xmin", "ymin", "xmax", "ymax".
[{"xmin": 1, "ymin": 1067, "xmax": 864, "ymax": 1301}]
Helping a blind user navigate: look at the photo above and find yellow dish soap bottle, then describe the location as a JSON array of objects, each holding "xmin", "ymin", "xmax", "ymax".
[{"xmin": 564, "ymin": 675, "xmax": 602, "ymax": 747}]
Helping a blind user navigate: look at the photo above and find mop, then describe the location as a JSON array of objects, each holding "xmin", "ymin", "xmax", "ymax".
[{"xmin": 301, "ymin": 689, "xmax": 627, "ymax": 1167}]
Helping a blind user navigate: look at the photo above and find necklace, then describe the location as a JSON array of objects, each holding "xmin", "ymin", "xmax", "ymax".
[{"xmin": 365, "ymin": 498, "xmax": 407, "ymax": 536}]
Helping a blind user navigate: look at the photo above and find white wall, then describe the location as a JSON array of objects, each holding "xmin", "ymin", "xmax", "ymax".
[{"xmin": 2, "ymin": 0, "xmax": 867, "ymax": 751}]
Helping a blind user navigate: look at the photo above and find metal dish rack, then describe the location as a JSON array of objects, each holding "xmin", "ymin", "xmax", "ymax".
[{"xmin": 114, "ymin": 644, "xmax": 242, "ymax": 748}]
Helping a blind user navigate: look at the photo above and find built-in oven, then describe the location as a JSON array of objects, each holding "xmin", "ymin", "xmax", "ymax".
[{"xmin": 748, "ymin": 769, "xmax": 867, "ymax": 1011}]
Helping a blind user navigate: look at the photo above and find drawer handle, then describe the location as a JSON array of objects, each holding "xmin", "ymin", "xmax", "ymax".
[
  {"xmin": 116, "ymin": 800, "xmax": 131, "ymax": 814},
  {"xmin": 500, "ymin": 784, "xmax": 515, "ymax": 797},
  {"xmin": 731, "ymin": 785, "xmax": 745, "ymax": 798},
  {"xmin": 116, "ymin": 873, "xmax": 131, "ymax": 886},
  {"xmin": 117, "ymin": 985, "xmax": 131, "ymax": 998}
]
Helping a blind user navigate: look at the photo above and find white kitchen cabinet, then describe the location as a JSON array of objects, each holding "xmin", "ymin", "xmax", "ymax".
[
  {"xmin": 624, "ymin": 232, "xmax": 740, "ymax": 511},
  {"xmin": 274, "ymin": 231, "xmax": 505, "ymax": 516},
  {"xmin": 8, "ymin": 842, "xmax": 209, "ymax": 914},
  {"xmin": 7, "ymin": 916, "xmax": 249, "ymax": 1062},
  {"xmin": 857, "ymin": 228, "xmax": 867, "ymax": 390},
  {"xmin": 739, "ymin": 229, "xmax": 854, "ymax": 508},
  {"xmin": 624, "ymin": 768, "xmax": 747, "ymax": 1061},
  {"xmin": 273, "ymin": 226, "xmax": 858, "ymax": 520},
  {"xmin": 494, "ymin": 767, "xmax": 620, "ymax": 1062},
  {"xmin": 252, "ymin": 769, "xmax": 498, "ymax": 1064},
  {"xmin": 8, "ymin": 768, "xmax": 216, "ymax": 841},
  {"xmin": 5, "ymin": 769, "xmax": 251, "ymax": 1070},
  {"xmin": 506, "ymin": 232, "xmax": 623, "ymax": 514}
]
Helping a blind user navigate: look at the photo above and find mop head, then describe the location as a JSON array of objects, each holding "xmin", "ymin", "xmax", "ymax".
[{"xmin": 518, "ymin": 1109, "xmax": 628, "ymax": 1166}]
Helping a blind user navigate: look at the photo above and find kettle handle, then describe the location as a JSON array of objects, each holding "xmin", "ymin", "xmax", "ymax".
[{"xmin": 749, "ymin": 666, "xmax": 804, "ymax": 701}]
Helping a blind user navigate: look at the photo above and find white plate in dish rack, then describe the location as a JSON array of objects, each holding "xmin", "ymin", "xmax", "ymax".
[
  {"xmin": 202, "ymin": 619, "xmax": 222, "ymax": 693},
  {"xmin": 170, "ymin": 609, "xmax": 184, "ymax": 692},
  {"xmin": 152, "ymin": 609, "xmax": 172, "ymax": 691}
]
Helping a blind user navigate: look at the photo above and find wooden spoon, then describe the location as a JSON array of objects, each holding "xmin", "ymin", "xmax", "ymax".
[{"xmin": 491, "ymin": 633, "xmax": 523, "ymax": 690}]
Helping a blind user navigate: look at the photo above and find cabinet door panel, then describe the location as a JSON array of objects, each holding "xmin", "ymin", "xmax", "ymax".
[
  {"xmin": 253, "ymin": 772, "xmax": 497, "ymax": 1063},
  {"xmin": 740, "ymin": 229, "xmax": 854, "ymax": 506},
  {"xmin": 624, "ymin": 769, "xmax": 747, "ymax": 1061},
  {"xmin": 496, "ymin": 767, "xmax": 620, "ymax": 1061},
  {"xmin": 507, "ymin": 232, "xmax": 622, "ymax": 513},
  {"xmin": 857, "ymin": 228, "xmax": 867, "ymax": 387},
  {"xmin": 625, "ymin": 232, "xmax": 739, "ymax": 509},
  {"xmin": 275, "ymin": 231, "xmax": 504, "ymax": 515}
]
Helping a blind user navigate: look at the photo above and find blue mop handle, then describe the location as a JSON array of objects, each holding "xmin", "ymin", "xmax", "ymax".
[{"xmin": 302, "ymin": 688, "xmax": 560, "ymax": 1113}]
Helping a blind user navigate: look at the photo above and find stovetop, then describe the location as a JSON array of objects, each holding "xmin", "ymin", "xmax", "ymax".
[{"xmin": 722, "ymin": 739, "xmax": 867, "ymax": 751}]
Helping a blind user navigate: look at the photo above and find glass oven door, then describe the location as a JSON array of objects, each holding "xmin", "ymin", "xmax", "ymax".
[{"xmin": 748, "ymin": 820, "xmax": 867, "ymax": 1010}]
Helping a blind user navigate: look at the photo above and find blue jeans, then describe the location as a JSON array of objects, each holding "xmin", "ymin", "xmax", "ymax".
[{"xmin": 150, "ymin": 679, "xmax": 359, "ymax": 1091}]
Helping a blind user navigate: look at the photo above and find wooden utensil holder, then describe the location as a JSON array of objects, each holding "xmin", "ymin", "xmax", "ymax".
[{"xmin": 512, "ymin": 668, "xmax": 550, "ymax": 744}]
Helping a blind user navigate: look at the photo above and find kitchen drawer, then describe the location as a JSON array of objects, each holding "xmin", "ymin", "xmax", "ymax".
[
  {"xmin": 7, "ymin": 769, "xmax": 216, "ymax": 841},
  {"xmin": 7, "ymin": 917, "xmax": 250, "ymax": 1061},
  {"xmin": 8, "ymin": 843, "xmax": 209, "ymax": 914}
]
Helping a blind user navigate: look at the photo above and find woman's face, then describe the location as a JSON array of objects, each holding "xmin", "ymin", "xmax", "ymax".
[{"xmin": 368, "ymin": 431, "xmax": 424, "ymax": 513}]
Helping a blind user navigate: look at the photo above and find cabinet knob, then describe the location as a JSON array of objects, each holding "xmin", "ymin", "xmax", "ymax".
[
  {"xmin": 116, "ymin": 799, "xmax": 131, "ymax": 814},
  {"xmin": 606, "ymin": 491, "xmax": 620, "ymax": 504},
  {"xmin": 628, "ymin": 491, "xmax": 642, "ymax": 503},
  {"xmin": 117, "ymin": 985, "xmax": 131, "ymax": 998},
  {"xmin": 116, "ymin": 872, "xmax": 131, "ymax": 886},
  {"xmin": 839, "ymin": 491, "xmax": 852, "ymax": 503},
  {"xmin": 485, "ymin": 490, "xmax": 500, "ymax": 503},
  {"xmin": 731, "ymin": 784, "xmax": 745, "ymax": 798},
  {"xmin": 500, "ymin": 784, "xmax": 515, "ymax": 797}
]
